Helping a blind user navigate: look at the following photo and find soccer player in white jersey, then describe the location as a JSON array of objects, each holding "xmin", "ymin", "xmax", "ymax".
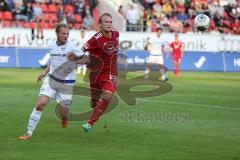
[
  {"xmin": 145, "ymin": 27, "xmax": 168, "ymax": 81},
  {"xmin": 19, "ymin": 23, "xmax": 84, "ymax": 140}
]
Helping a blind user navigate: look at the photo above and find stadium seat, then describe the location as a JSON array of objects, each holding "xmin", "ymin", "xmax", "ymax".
[
  {"xmin": 74, "ymin": 23, "xmax": 82, "ymax": 29},
  {"xmin": 15, "ymin": 20, "xmax": 25, "ymax": 28},
  {"xmin": 74, "ymin": 14, "xmax": 82, "ymax": 23},
  {"xmin": 48, "ymin": 4, "xmax": 57, "ymax": 13},
  {"xmin": 40, "ymin": 3, "xmax": 48, "ymax": 13},
  {"xmin": 2, "ymin": 20, "xmax": 11, "ymax": 27},
  {"xmin": 42, "ymin": 13, "xmax": 49, "ymax": 22},
  {"xmin": 3, "ymin": 11, "xmax": 13, "ymax": 20},
  {"xmin": 0, "ymin": 12, "xmax": 3, "ymax": 20},
  {"xmin": 48, "ymin": 13, "xmax": 57, "ymax": 22},
  {"xmin": 64, "ymin": 5, "xmax": 73, "ymax": 13},
  {"xmin": 23, "ymin": 22, "xmax": 31, "ymax": 28}
]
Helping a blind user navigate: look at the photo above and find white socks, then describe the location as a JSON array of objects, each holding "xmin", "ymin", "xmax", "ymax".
[{"xmin": 27, "ymin": 108, "xmax": 42, "ymax": 136}]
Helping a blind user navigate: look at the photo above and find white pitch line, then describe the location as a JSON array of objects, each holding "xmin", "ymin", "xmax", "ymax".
[
  {"xmin": 136, "ymin": 98, "xmax": 240, "ymax": 111},
  {"xmin": 1, "ymin": 87, "xmax": 239, "ymax": 111},
  {"xmin": 172, "ymin": 93, "xmax": 238, "ymax": 100}
]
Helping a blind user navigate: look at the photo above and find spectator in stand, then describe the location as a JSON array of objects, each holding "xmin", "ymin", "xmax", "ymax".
[
  {"xmin": 142, "ymin": 8, "xmax": 151, "ymax": 32},
  {"xmin": 33, "ymin": 2, "xmax": 43, "ymax": 39},
  {"xmin": 182, "ymin": 21, "xmax": 193, "ymax": 33},
  {"xmin": 0, "ymin": 0, "xmax": 8, "ymax": 11},
  {"xmin": 144, "ymin": 0, "xmax": 157, "ymax": 10},
  {"xmin": 218, "ymin": 18, "xmax": 229, "ymax": 34},
  {"xmin": 176, "ymin": 3, "xmax": 188, "ymax": 23},
  {"xmin": 232, "ymin": 18, "xmax": 240, "ymax": 34},
  {"xmin": 89, "ymin": 0, "xmax": 99, "ymax": 16},
  {"xmin": 213, "ymin": 11, "xmax": 222, "ymax": 26},
  {"xmin": 56, "ymin": 5, "xmax": 64, "ymax": 23},
  {"xmin": 75, "ymin": 0, "xmax": 86, "ymax": 19},
  {"xmin": 185, "ymin": 1, "xmax": 197, "ymax": 19},
  {"xmin": 199, "ymin": 2, "xmax": 210, "ymax": 17},
  {"xmin": 152, "ymin": 1, "xmax": 162, "ymax": 19},
  {"xmin": 13, "ymin": 0, "xmax": 23, "ymax": 5},
  {"xmin": 5, "ymin": 0, "xmax": 14, "ymax": 11},
  {"xmin": 12, "ymin": 3, "xmax": 29, "ymax": 22},
  {"xmin": 126, "ymin": 4, "xmax": 140, "ymax": 31},
  {"xmin": 209, "ymin": 1, "xmax": 225, "ymax": 17},
  {"xmin": 83, "ymin": 12, "xmax": 94, "ymax": 30},
  {"xmin": 170, "ymin": 0, "xmax": 178, "ymax": 16},
  {"xmin": 229, "ymin": 3, "xmax": 240, "ymax": 19},
  {"xmin": 162, "ymin": 1, "xmax": 172, "ymax": 18},
  {"xmin": 118, "ymin": 5, "xmax": 125, "ymax": 18},
  {"xmin": 66, "ymin": 10, "xmax": 76, "ymax": 28},
  {"xmin": 24, "ymin": 2, "xmax": 34, "ymax": 22},
  {"xmin": 168, "ymin": 15, "xmax": 183, "ymax": 32}
]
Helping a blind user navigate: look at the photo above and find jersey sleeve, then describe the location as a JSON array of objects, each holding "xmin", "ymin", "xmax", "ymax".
[
  {"xmin": 72, "ymin": 45, "xmax": 84, "ymax": 57},
  {"xmin": 82, "ymin": 36, "xmax": 98, "ymax": 51}
]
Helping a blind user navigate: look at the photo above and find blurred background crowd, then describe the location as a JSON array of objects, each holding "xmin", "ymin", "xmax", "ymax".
[{"xmin": 0, "ymin": 0, "xmax": 239, "ymax": 35}]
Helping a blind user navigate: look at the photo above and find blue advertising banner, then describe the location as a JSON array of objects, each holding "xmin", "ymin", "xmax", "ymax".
[
  {"xmin": 0, "ymin": 47, "xmax": 239, "ymax": 72},
  {"xmin": 0, "ymin": 47, "xmax": 17, "ymax": 68},
  {"xmin": 18, "ymin": 48, "xmax": 48, "ymax": 68},
  {"xmin": 165, "ymin": 52, "xmax": 224, "ymax": 72},
  {"xmin": 224, "ymin": 52, "xmax": 240, "ymax": 72},
  {"xmin": 124, "ymin": 50, "xmax": 226, "ymax": 72}
]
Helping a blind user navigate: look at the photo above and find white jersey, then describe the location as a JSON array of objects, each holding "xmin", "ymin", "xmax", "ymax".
[
  {"xmin": 48, "ymin": 40, "xmax": 83, "ymax": 81},
  {"xmin": 148, "ymin": 35, "xmax": 163, "ymax": 56}
]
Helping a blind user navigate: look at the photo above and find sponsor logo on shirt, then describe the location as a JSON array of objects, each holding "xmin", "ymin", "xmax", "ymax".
[
  {"xmin": 103, "ymin": 41, "xmax": 118, "ymax": 54},
  {"xmin": 51, "ymin": 53, "xmax": 67, "ymax": 57}
]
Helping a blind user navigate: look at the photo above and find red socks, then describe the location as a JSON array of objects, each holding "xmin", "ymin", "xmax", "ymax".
[
  {"xmin": 174, "ymin": 67, "xmax": 179, "ymax": 75},
  {"xmin": 89, "ymin": 98, "xmax": 110, "ymax": 126}
]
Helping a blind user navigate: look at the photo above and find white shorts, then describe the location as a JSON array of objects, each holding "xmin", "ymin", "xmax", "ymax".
[
  {"xmin": 147, "ymin": 55, "xmax": 164, "ymax": 65},
  {"xmin": 39, "ymin": 77, "xmax": 73, "ymax": 106}
]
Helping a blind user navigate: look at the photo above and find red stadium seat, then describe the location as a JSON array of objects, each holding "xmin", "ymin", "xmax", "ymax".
[
  {"xmin": 0, "ymin": 12, "xmax": 3, "ymax": 20},
  {"xmin": 3, "ymin": 11, "xmax": 13, "ymax": 20},
  {"xmin": 48, "ymin": 4, "xmax": 57, "ymax": 13},
  {"xmin": 42, "ymin": 13, "xmax": 49, "ymax": 22},
  {"xmin": 47, "ymin": 21, "xmax": 56, "ymax": 29},
  {"xmin": 2, "ymin": 20, "xmax": 11, "ymax": 27},
  {"xmin": 15, "ymin": 20, "xmax": 25, "ymax": 27},
  {"xmin": 48, "ymin": 13, "xmax": 57, "ymax": 22},
  {"xmin": 64, "ymin": 5, "xmax": 73, "ymax": 13},
  {"xmin": 74, "ymin": 23, "xmax": 82, "ymax": 29},
  {"xmin": 40, "ymin": 3, "xmax": 48, "ymax": 13},
  {"xmin": 74, "ymin": 14, "xmax": 82, "ymax": 23}
]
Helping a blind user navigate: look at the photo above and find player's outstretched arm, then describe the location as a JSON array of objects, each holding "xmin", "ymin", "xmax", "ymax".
[
  {"xmin": 68, "ymin": 52, "xmax": 79, "ymax": 62},
  {"xmin": 77, "ymin": 54, "xmax": 89, "ymax": 65},
  {"xmin": 37, "ymin": 64, "xmax": 50, "ymax": 82}
]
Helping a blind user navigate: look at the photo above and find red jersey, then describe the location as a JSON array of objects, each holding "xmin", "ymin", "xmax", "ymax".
[
  {"xmin": 83, "ymin": 31, "xmax": 119, "ymax": 76},
  {"xmin": 170, "ymin": 41, "xmax": 183, "ymax": 59}
]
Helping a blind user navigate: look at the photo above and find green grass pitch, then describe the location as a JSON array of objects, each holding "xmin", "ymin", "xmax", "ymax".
[{"xmin": 0, "ymin": 68, "xmax": 240, "ymax": 160}]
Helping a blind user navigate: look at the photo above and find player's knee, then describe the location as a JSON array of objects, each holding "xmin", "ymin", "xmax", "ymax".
[{"xmin": 35, "ymin": 101, "xmax": 47, "ymax": 111}]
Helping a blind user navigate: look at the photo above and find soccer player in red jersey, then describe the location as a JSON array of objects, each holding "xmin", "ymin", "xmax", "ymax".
[
  {"xmin": 166, "ymin": 33, "xmax": 184, "ymax": 76},
  {"xmin": 81, "ymin": 12, "xmax": 119, "ymax": 132}
]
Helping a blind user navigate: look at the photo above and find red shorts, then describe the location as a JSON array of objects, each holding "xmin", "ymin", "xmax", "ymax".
[
  {"xmin": 90, "ymin": 72, "xmax": 117, "ymax": 107},
  {"xmin": 173, "ymin": 56, "xmax": 180, "ymax": 63}
]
